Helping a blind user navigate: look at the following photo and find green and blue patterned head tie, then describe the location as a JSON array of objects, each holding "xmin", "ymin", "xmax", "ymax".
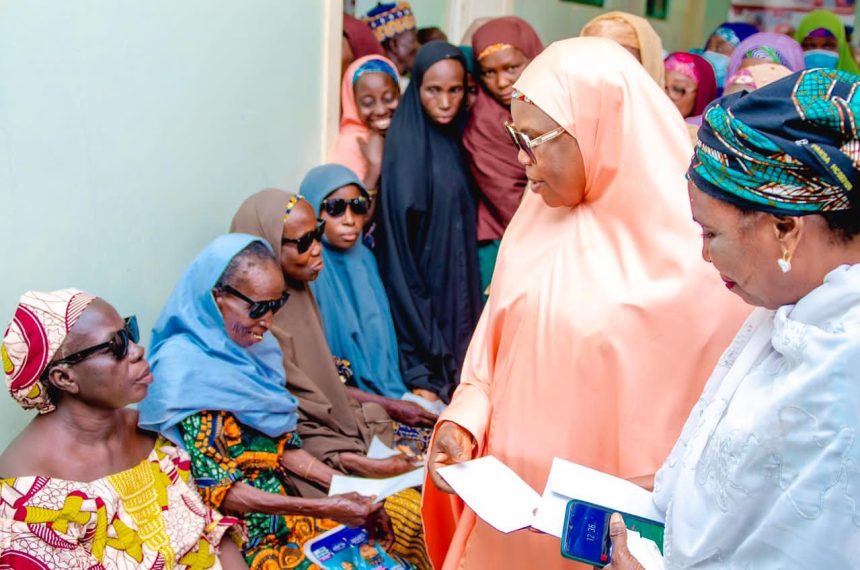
[{"xmin": 688, "ymin": 68, "xmax": 860, "ymax": 215}]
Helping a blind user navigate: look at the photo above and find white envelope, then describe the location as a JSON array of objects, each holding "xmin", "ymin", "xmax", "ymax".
[{"xmin": 531, "ymin": 458, "xmax": 664, "ymax": 538}]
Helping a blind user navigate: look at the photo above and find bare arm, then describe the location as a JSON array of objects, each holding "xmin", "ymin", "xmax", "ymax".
[
  {"xmin": 280, "ymin": 447, "xmax": 338, "ymax": 490},
  {"xmin": 217, "ymin": 536, "xmax": 249, "ymax": 569},
  {"xmin": 627, "ymin": 474, "xmax": 655, "ymax": 492},
  {"xmin": 345, "ymin": 386, "xmax": 438, "ymax": 426}
]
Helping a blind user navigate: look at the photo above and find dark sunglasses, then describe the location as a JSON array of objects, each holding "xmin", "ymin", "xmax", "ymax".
[
  {"xmin": 503, "ymin": 121, "xmax": 566, "ymax": 164},
  {"xmin": 51, "ymin": 316, "xmax": 139, "ymax": 368},
  {"xmin": 282, "ymin": 219, "xmax": 325, "ymax": 254},
  {"xmin": 322, "ymin": 197, "xmax": 370, "ymax": 217},
  {"xmin": 221, "ymin": 285, "xmax": 290, "ymax": 319}
]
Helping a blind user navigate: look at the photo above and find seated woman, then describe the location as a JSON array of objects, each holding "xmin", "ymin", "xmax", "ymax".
[
  {"xmin": 0, "ymin": 289, "xmax": 246, "ymax": 568},
  {"xmin": 580, "ymin": 11, "xmax": 666, "ymax": 86},
  {"xmin": 607, "ymin": 69, "xmax": 860, "ymax": 568},
  {"xmin": 723, "ymin": 62, "xmax": 791, "ymax": 95},
  {"xmin": 375, "ymin": 41, "xmax": 483, "ymax": 405},
  {"xmin": 229, "ymin": 195, "xmax": 433, "ymax": 568},
  {"xmin": 464, "ymin": 16, "xmax": 543, "ymax": 296},
  {"xmin": 796, "ymin": 9, "xmax": 860, "ymax": 73},
  {"xmin": 298, "ymin": 165, "xmax": 422, "ymax": 407},
  {"xmin": 138, "ymin": 234, "xmax": 408, "ymax": 569}
]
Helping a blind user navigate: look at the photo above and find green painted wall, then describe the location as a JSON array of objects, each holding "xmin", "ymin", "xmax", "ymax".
[{"xmin": 0, "ymin": 1, "xmax": 332, "ymax": 449}]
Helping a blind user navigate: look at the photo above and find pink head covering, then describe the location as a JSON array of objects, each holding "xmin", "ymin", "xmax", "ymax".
[
  {"xmin": 664, "ymin": 51, "xmax": 717, "ymax": 117},
  {"xmin": 423, "ymin": 37, "xmax": 751, "ymax": 569},
  {"xmin": 2, "ymin": 289, "xmax": 96, "ymax": 413},
  {"xmin": 330, "ymin": 54, "xmax": 400, "ymax": 181}
]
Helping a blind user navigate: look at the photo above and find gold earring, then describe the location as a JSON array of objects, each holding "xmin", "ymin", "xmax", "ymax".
[{"xmin": 777, "ymin": 249, "xmax": 792, "ymax": 273}]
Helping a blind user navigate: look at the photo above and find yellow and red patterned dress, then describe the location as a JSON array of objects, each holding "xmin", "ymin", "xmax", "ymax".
[{"xmin": 0, "ymin": 436, "xmax": 242, "ymax": 569}]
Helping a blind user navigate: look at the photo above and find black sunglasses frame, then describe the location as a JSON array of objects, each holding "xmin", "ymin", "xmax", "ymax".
[
  {"xmin": 50, "ymin": 316, "xmax": 139, "ymax": 368},
  {"xmin": 322, "ymin": 197, "xmax": 370, "ymax": 217},
  {"xmin": 282, "ymin": 219, "xmax": 326, "ymax": 254},
  {"xmin": 221, "ymin": 285, "xmax": 290, "ymax": 319}
]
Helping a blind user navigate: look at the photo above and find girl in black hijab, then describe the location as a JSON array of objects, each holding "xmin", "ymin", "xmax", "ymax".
[{"xmin": 375, "ymin": 41, "xmax": 482, "ymax": 405}]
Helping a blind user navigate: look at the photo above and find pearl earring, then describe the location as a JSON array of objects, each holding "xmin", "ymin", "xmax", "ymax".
[{"xmin": 777, "ymin": 250, "xmax": 792, "ymax": 273}]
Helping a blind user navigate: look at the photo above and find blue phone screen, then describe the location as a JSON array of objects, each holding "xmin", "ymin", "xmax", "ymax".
[{"xmin": 563, "ymin": 502, "xmax": 612, "ymax": 565}]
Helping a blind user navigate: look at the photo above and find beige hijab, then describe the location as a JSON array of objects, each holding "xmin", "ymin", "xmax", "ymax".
[
  {"xmin": 230, "ymin": 188, "xmax": 393, "ymax": 497},
  {"xmin": 581, "ymin": 11, "xmax": 665, "ymax": 87}
]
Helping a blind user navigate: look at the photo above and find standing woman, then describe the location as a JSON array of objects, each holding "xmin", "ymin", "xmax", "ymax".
[
  {"xmin": 464, "ymin": 16, "xmax": 543, "ymax": 296},
  {"xmin": 580, "ymin": 11, "xmax": 666, "ymax": 86},
  {"xmin": 424, "ymin": 37, "xmax": 751, "ymax": 569},
  {"xmin": 332, "ymin": 55, "xmax": 401, "ymax": 194},
  {"xmin": 375, "ymin": 41, "xmax": 482, "ymax": 405},
  {"xmin": 795, "ymin": 9, "xmax": 860, "ymax": 74}
]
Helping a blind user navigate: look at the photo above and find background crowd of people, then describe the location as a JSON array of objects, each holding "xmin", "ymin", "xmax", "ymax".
[{"xmin": 4, "ymin": 2, "xmax": 860, "ymax": 569}]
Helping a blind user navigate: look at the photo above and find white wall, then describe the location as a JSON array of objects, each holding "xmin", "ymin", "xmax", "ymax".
[{"xmin": 0, "ymin": 1, "xmax": 337, "ymax": 448}]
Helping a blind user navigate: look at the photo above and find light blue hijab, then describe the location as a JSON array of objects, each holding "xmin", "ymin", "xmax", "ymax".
[
  {"xmin": 302, "ymin": 164, "xmax": 408, "ymax": 399},
  {"xmin": 138, "ymin": 233, "xmax": 299, "ymax": 445}
]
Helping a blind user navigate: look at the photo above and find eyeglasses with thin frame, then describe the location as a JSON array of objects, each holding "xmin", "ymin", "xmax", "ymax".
[
  {"xmin": 504, "ymin": 121, "xmax": 566, "ymax": 164},
  {"xmin": 220, "ymin": 285, "xmax": 290, "ymax": 319},
  {"xmin": 281, "ymin": 219, "xmax": 326, "ymax": 254},
  {"xmin": 322, "ymin": 197, "xmax": 370, "ymax": 217},
  {"xmin": 666, "ymin": 84, "xmax": 697, "ymax": 99},
  {"xmin": 49, "ymin": 316, "xmax": 140, "ymax": 369}
]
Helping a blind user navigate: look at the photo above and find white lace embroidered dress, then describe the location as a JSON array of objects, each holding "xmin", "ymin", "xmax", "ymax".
[{"xmin": 653, "ymin": 264, "xmax": 860, "ymax": 568}]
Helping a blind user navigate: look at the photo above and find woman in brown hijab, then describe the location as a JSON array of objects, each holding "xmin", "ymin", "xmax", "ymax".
[
  {"xmin": 581, "ymin": 11, "xmax": 666, "ymax": 87},
  {"xmin": 230, "ymin": 189, "xmax": 436, "ymax": 493},
  {"xmin": 230, "ymin": 188, "xmax": 433, "ymax": 568},
  {"xmin": 464, "ymin": 16, "xmax": 543, "ymax": 295}
]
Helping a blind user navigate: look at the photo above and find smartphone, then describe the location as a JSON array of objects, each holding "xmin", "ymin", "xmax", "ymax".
[{"xmin": 560, "ymin": 499, "xmax": 665, "ymax": 567}]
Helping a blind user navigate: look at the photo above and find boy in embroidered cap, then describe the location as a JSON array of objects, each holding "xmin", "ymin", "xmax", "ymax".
[{"xmin": 363, "ymin": 2, "xmax": 419, "ymax": 84}]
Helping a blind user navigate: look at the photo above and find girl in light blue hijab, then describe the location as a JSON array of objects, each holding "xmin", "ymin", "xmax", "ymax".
[{"xmin": 301, "ymin": 164, "xmax": 414, "ymax": 402}]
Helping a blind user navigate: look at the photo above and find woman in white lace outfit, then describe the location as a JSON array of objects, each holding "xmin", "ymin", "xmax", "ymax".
[{"xmin": 608, "ymin": 69, "xmax": 860, "ymax": 568}]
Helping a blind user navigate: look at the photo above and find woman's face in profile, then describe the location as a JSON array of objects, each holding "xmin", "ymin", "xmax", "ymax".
[
  {"xmin": 214, "ymin": 261, "xmax": 286, "ymax": 348},
  {"xmin": 280, "ymin": 200, "xmax": 324, "ymax": 284},
  {"xmin": 511, "ymin": 99, "xmax": 586, "ymax": 208},
  {"xmin": 688, "ymin": 181, "xmax": 799, "ymax": 309}
]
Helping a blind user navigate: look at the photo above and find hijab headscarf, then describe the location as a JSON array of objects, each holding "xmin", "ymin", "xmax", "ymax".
[
  {"xmin": 664, "ymin": 51, "xmax": 718, "ymax": 118},
  {"xmin": 331, "ymin": 55, "xmax": 401, "ymax": 182},
  {"xmin": 139, "ymin": 233, "xmax": 299, "ymax": 445},
  {"xmin": 690, "ymin": 68, "xmax": 860, "ymax": 215},
  {"xmin": 795, "ymin": 9, "xmax": 860, "ymax": 75},
  {"xmin": 230, "ymin": 190, "xmax": 389, "ymax": 493},
  {"xmin": 580, "ymin": 11, "xmax": 666, "ymax": 87},
  {"xmin": 376, "ymin": 41, "xmax": 482, "ymax": 401},
  {"xmin": 706, "ymin": 22, "xmax": 759, "ymax": 49},
  {"xmin": 2, "ymin": 289, "xmax": 96, "ymax": 414},
  {"xmin": 423, "ymin": 37, "xmax": 751, "ymax": 569},
  {"xmin": 464, "ymin": 17, "xmax": 543, "ymax": 242},
  {"xmin": 300, "ymin": 164, "xmax": 409, "ymax": 399},
  {"xmin": 725, "ymin": 32, "xmax": 805, "ymax": 81},
  {"xmin": 343, "ymin": 13, "xmax": 385, "ymax": 59}
]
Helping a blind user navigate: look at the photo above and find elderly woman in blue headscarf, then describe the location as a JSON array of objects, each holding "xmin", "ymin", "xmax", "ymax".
[
  {"xmin": 604, "ymin": 68, "xmax": 860, "ymax": 568},
  {"xmin": 138, "ymin": 234, "xmax": 387, "ymax": 570}
]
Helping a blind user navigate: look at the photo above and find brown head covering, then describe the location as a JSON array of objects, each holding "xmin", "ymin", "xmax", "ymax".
[
  {"xmin": 229, "ymin": 188, "xmax": 392, "ymax": 496},
  {"xmin": 343, "ymin": 13, "xmax": 385, "ymax": 59},
  {"xmin": 581, "ymin": 11, "xmax": 665, "ymax": 87},
  {"xmin": 465, "ymin": 17, "xmax": 544, "ymax": 241}
]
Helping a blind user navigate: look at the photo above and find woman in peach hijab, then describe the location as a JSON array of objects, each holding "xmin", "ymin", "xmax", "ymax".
[
  {"xmin": 331, "ymin": 54, "xmax": 401, "ymax": 191},
  {"xmin": 580, "ymin": 11, "xmax": 665, "ymax": 87},
  {"xmin": 423, "ymin": 37, "xmax": 751, "ymax": 569}
]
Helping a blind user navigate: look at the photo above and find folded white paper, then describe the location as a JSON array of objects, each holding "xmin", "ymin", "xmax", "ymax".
[
  {"xmin": 626, "ymin": 530, "xmax": 666, "ymax": 570},
  {"xmin": 328, "ymin": 467, "xmax": 425, "ymax": 503},
  {"xmin": 531, "ymin": 457, "xmax": 664, "ymax": 538},
  {"xmin": 367, "ymin": 436, "xmax": 402, "ymax": 460},
  {"xmin": 437, "ymin": 456, "xmax": 542, "ymax": 533}
]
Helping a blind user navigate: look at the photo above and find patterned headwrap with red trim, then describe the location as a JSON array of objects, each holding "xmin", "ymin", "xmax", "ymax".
[{"xmin": 2, "ymin": 289, "xmax": 96, "ymax": 413}]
